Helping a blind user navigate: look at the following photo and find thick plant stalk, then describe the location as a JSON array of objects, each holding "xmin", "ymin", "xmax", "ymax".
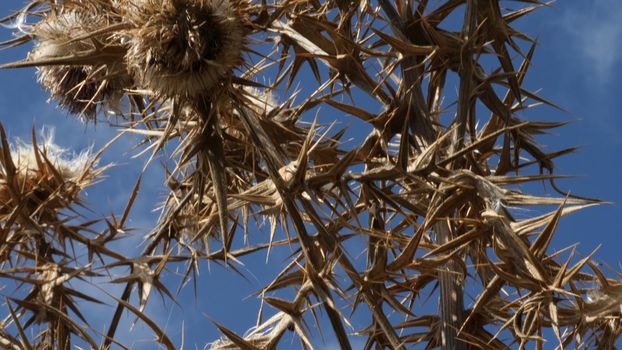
[
  {"xmin": 438, "ymin": 0, "xmax": 477, "ymax": 348},
  {"xmin": 436, "ymin": 221, "xmax": 467, "ymax": 350}
]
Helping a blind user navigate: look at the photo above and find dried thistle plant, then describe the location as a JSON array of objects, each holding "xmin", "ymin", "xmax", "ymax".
[
  {"xmin": 0, "ymin": 0, "xmax": 620, "ymax": 349},
  {"xmin": 0, "ymin": 124, "xmax": 110, "ymax": 349}
]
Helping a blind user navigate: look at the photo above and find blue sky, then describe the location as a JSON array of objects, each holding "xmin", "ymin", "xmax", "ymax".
[{"xmin": 1, "ymin": 1, "xmax": 622, "ymax": 349}]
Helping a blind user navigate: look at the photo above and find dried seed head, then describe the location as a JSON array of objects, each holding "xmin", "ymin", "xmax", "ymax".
[
  {"xmin": 30, "ymin": 10, "xmax": 128, "ymax": 119},
  {"xmin": 37, "ymin": 65, "xmax": 109, "ymax": 118},
  {"xmin": 0, "ymin": 131, "xmax": 97, "ymax": 216},
  {"xmin": 123, "ymin": 0, "xmax": 245, "ymax": 98},
  {"xmin": 30, "ymin": 12, "xmax": 95, "ymax": 60}
]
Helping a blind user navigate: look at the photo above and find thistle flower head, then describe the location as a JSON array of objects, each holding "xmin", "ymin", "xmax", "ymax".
[
  {"xmin": 123, "ymin": 0, "xmax": 245, "ymax": 98},
  {"xmin": 0, "ymin": 129, "xmax": 98, "ymax": 216},
  {"xmin": 29, "ymin": 11, "xmax": 97, "ymax": 60},
  {"xmin": 29, "ymin": 9, "xmax": 128, "ymax": 119}
]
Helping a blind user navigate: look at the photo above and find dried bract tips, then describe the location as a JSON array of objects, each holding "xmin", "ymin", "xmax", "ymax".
[
  {"xmin": 123, "ymin": 0, "xmax": 245, "ymax": 98},
  {"xmin": 242, "ymin": 86, "xmax": 279, "ymax": 117}
]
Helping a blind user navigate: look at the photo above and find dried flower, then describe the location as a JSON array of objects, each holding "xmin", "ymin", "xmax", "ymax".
[
  {"xmin": 0, "ymin": 129, "xmax": 98, "ymax": 217},
  {"xmin": 29, "ymin": 9, "xmax": 128, "ymax": 119},
  {"xmin": 122, "ymin": 0, "xmax": 245, "ymax": 98}
]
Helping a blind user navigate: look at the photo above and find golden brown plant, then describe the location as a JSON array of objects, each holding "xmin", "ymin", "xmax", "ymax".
[
  {"xmin": 0, "ymin": 125, "xmax": 109, "ymax": 349},
  {"xmin": 1, "ymin": 0, "xmax": 620, "ymax": 349}
]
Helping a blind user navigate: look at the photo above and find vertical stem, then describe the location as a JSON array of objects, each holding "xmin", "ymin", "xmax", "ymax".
[
  {"xmin": 379, "ymin": 0, "xmax": 475, "ymax": 347},
  {"xmin": 436, "ymin": 221, "xmax": 467, "ymax": 350},
  {"xmin": 439, "ymin": 1, "xmax": 478, "ymax": 349}
]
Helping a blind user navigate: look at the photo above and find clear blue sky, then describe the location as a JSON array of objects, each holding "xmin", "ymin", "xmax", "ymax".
[{"xmin": 1, "ymin": 1, "xmax": 621, "ymax": 349}]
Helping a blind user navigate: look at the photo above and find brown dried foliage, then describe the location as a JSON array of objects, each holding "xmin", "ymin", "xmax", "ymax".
[{"xmin": 0, "ymin": 0, "xmax": 619, "ymax": 349}]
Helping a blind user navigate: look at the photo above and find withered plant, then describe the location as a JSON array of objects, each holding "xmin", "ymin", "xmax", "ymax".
[{"xmin": 0, "ymin": 0, "xmax": 620, "ymax": 349}]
